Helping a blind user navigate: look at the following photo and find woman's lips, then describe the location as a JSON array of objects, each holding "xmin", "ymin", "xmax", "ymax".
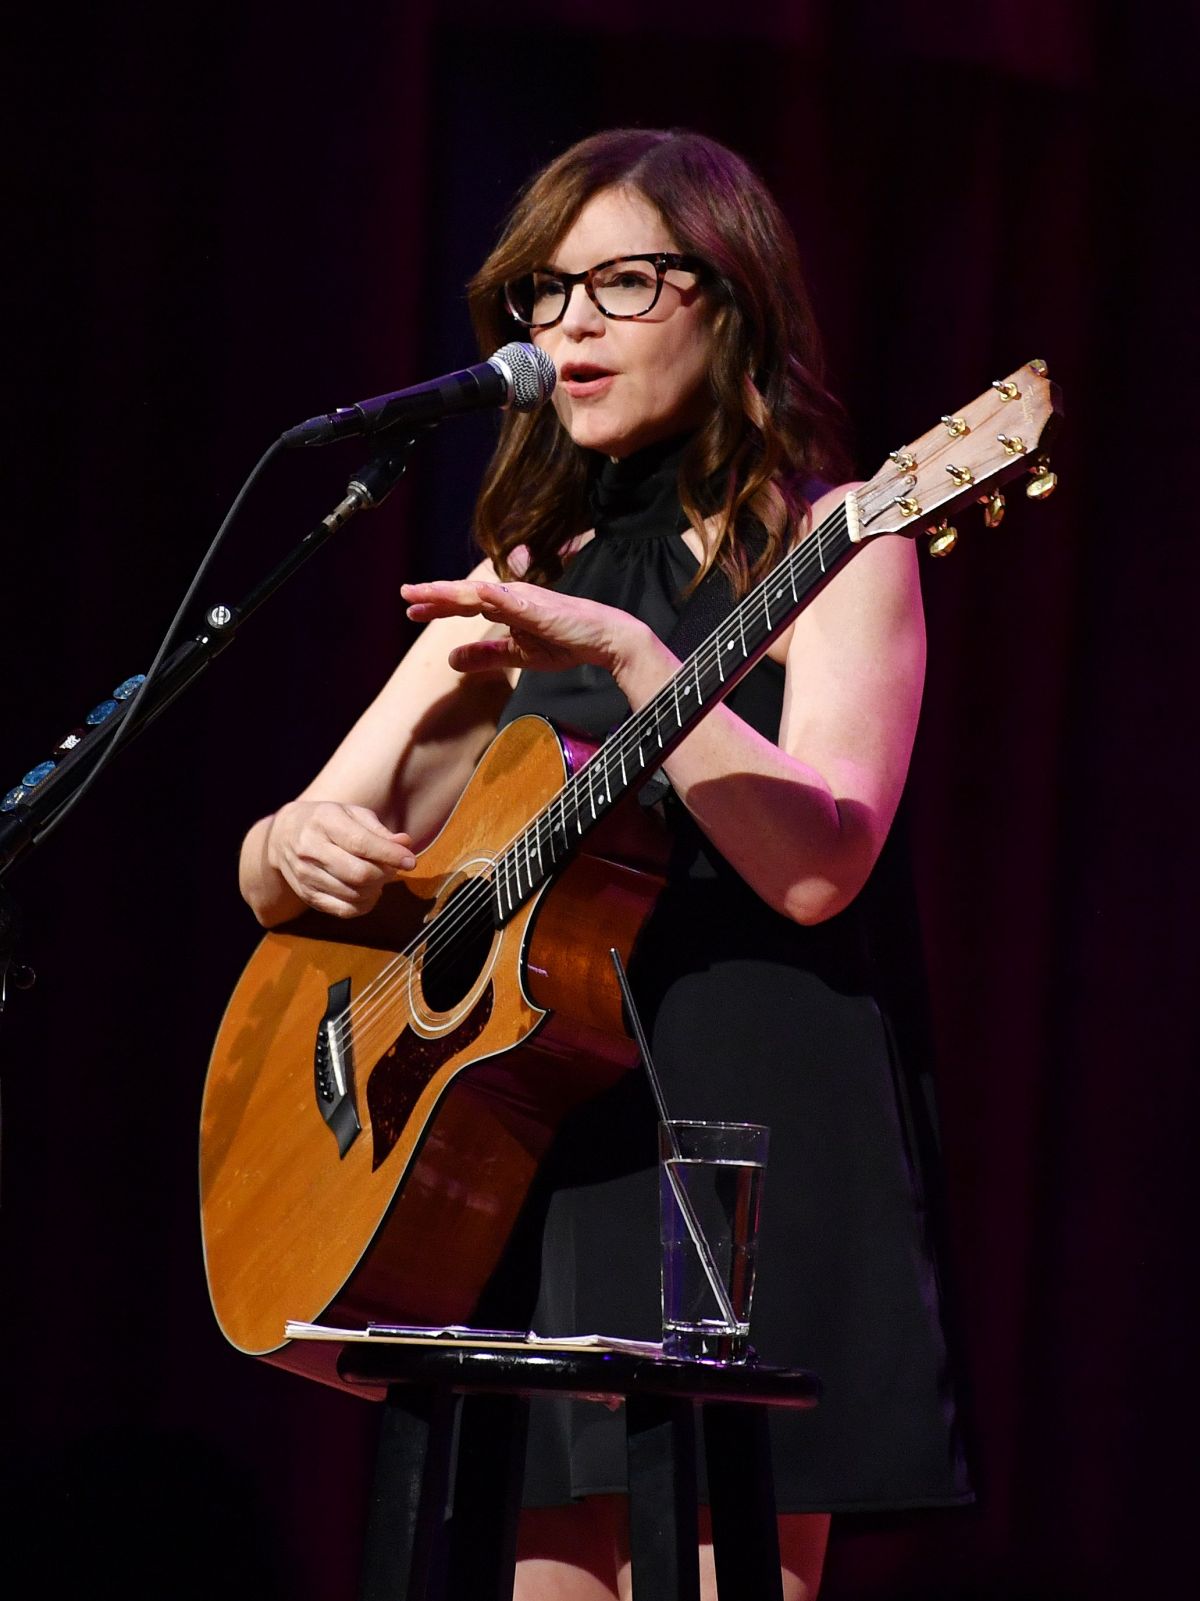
[{"xmin": 561, "ymin": 367, "xmax": 616, "ymax": 399}]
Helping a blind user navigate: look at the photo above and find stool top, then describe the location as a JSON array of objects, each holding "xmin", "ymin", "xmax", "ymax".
[{"xmin": 332, "ymin": 1336, "xmax": 820, "ymax": 1407}]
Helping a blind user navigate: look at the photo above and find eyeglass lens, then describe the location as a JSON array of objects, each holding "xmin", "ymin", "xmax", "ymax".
[{"xmin": 509, "ymin": 258, "xmax": 664, "ymax": 327}]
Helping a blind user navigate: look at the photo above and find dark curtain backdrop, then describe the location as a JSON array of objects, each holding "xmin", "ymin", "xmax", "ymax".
[{"xmin": 3, "ymin": 3, "xmax": 1196, "ymax": 1597}]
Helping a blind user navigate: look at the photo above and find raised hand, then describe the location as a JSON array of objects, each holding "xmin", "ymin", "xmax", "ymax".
[
  {"xmin": 401, "ymin": 579, "xmax": 652, "ymax": 678},
  {"xmin": 265, "ymin": 800, "xmax": 416, "ymax": 919}
]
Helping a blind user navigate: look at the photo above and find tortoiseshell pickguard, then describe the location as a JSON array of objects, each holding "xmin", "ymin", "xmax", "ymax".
[{"xmin": 365, "ymin": 985, "xmax": 494, "ymax": 1170}]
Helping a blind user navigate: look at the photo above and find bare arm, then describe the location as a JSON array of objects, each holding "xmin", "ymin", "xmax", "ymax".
[
  {"xmin": 402, "ymin": 488, "xmax": 925, "ymax": 926},
  {"xmin": 239, "ymin": 557, "xmax": 515, "ymax": 927}
]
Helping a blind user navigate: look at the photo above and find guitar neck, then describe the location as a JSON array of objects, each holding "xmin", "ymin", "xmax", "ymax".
[{"xmin": 491, "ymin": 498, "xmax": 857, "ymax": 923}]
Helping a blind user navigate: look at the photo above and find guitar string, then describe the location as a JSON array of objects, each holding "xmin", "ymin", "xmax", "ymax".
[
  {"xmin": 331, "ymin": 504, "xmax": 855, "ymax": 1059},
  {"xmin": 334, "ymin": 504, "xmax": 856, "ymax": 1057}
]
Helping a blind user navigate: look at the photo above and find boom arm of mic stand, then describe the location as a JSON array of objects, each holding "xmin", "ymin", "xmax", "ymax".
[{"xmin": 0, "ymin": 432, "xmax": 423, "ymax": 884}]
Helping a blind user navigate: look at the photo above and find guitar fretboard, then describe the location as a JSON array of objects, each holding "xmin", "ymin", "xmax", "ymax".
[{"xmin": 491, "ymin": 501, "xmax": 857, "ymax": 923}]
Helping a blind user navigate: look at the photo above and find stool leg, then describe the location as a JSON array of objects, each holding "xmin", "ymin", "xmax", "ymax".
[
  {"xmin": 359, "ymin": 1384, "xmax": 457, "ymax": 1601},
  {"xmin": 626, "ymin": 1395, "xmax": 701, "ymax": 1601},
  {"xmin": 444, "ymin": 1394, "xmax": 529, "ymax": 1601},
  {"xmin": 702, "ymin": 1404, "xmax": 783, "ymax": 1601}
]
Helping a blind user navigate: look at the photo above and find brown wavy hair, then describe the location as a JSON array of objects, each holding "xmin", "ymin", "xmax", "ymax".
[{"xmin": 467, "ymin": 128, "xmax": 849, "ymax": 597}]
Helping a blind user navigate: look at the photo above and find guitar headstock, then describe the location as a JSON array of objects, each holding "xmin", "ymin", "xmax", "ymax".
[{"xmin": 850, "ymin": 359, "xmax": 1063, "ymax": 554}]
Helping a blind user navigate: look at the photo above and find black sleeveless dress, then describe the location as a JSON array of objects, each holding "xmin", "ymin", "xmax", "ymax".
[{"xmin": 487, "ymin": 437, "xmax": 972, "ymax": 1513}]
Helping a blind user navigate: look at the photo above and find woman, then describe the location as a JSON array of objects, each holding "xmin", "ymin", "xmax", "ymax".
[{"xmin": 240, "ymin": 128, "xmax": 970, "ymax": 1600}]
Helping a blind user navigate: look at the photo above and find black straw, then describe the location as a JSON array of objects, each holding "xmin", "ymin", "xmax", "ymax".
[{"xmin": 608, "ymin": 948, "xmax": 737, "ymax": 1331}]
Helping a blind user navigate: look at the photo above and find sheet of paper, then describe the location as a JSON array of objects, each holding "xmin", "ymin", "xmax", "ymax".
[{"xmin": 283, "ymin": 1319, "xmax": 662, "ymax": 1356}]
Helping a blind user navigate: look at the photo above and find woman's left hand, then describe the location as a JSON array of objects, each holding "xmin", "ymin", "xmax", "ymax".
[{"xmin": 401, "ymin": 579, "xmax": 652, "ymax": 677}]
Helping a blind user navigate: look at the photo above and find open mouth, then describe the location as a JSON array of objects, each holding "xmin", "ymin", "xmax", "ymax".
[{"xmin": 561, "ymin": 362, "xmax": 616, "ymax": 393}]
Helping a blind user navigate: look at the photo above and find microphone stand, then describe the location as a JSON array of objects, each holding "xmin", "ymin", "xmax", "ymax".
[{"xmin": 0, "ymin": 431, "xmax": 425, "ymax": 1013}]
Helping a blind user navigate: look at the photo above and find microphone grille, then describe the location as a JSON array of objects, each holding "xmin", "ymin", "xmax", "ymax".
[{"xmin": 492, "ymin": 342, "xmax": 557, "ymax": 412}]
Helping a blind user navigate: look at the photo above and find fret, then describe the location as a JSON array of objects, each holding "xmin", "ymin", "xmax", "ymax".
[
  {"xmin": 510, "ymin": 845, "xmax": 522, "ymax": 903},
  {"xmin": 549, "ymin": 796, "xmax": 566, "ymax": 857}
]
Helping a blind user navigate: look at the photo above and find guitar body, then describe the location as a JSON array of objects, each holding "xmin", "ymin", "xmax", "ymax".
[{"xmin": 199, "ymin": 716, "xmax": 667, "ymax": 1391}]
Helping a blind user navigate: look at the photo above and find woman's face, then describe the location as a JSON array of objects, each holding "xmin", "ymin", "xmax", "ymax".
[{"xmin": 531, "ymin": 187, "xmax": 715, "ymax": 460}]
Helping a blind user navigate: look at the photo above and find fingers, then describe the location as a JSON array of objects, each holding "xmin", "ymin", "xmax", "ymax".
[
  {"xmin": 403, "ymin": 579, "xmax": 635, "ymax": 677},
  {"xmin": 447, "ymin": 636, "xmax": 522, "ymax": 673},
  {"xmin": 277, "ymin": 858, "xmax": 388, "ymax": 919},
  {"xmin": 268, "ymin": 801, "xmax": 417, "ymax": 917},
  {"xmin": 402, "ymin": 579, "xmax": 525, "ymax": 624},
  {"xmin": 337, "ymin": 805, "xmax": 417, "ymax": 870}
]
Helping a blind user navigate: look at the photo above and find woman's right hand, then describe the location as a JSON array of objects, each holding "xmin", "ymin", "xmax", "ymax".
[{"xmin": 265, "ymin": 801, "xmax": 416, "ymax": 919}]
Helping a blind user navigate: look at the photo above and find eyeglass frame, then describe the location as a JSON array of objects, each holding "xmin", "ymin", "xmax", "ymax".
[{"xmin": 503, "ymin": 252, "xmax": 708, "ymax": 329}]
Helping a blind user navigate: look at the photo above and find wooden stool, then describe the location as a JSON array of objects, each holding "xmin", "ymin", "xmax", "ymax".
[{"xmin": 334, "ymin": 1337, "xmax": 819, "ymax": 1601}]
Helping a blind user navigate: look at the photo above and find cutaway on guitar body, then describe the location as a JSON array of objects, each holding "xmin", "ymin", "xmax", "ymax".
[{"xmin": 199, "ymin": 715, "xmax": 667, "ymax": 1392}]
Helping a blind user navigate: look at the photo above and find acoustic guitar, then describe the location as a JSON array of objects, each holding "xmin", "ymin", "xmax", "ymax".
[{"xmin": 200, "ymin": 361, "xmax": 1061, "ymax": 1391}]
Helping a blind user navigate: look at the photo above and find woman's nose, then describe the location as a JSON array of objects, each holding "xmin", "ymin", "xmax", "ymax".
[{"xmin": 559, "ymin": 281, "xmax": 606, "ymax": 337}]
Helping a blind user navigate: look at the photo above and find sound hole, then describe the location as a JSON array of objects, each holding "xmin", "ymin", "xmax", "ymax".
[{"xmin": 418, "ymin": 879, "xmax": 494, "ymax": 1014}]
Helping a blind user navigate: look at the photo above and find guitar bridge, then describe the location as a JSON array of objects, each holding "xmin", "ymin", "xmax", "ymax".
[{"xmin": 314, "ymin": 977, "xmax": 361, "ymax": 1158}]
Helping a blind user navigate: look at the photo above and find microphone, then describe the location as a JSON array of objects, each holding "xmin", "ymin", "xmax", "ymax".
[{"xmin": 281, "ymin": 342, "xmax": 557, "ymax": 447}]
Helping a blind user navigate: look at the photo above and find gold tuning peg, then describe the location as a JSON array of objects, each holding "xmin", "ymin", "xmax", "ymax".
[
  {"xmin": 1026, "ymin": 456, "xmax": 1058, "ymax": 499},
  {"xmin": 979, "ymin": 490, "xmax": 1006, "ymax": 528},
  {"xmin": 928, "ymin": 520, "xmax": 958, "ymax": 557}
]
